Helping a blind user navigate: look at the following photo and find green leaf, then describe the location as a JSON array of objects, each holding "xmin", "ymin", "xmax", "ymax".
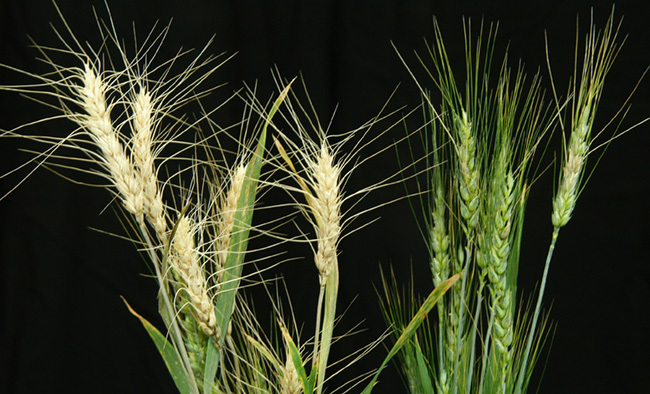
[
  {"xmin": 289, "ymin": 338, "xmax": 313, "ymax": 394},
  {"xmin": 122, "ymin": 297, "xmax": 192, "ymax": 394},
  {"xmin": 413, "ymin": 338, "xmax": 434, "ymax": 394},
  {"xmin": 214, "ymin": 83, "xmax": 293, "ymax": 347},
  {"xmin": 203, "ymin": 337, "xmax": 219, "ymax": 393},
  {"xmin": 362, "ymin": 273, "xmax": 460, "ymax": 394},
  {"xmin": 316, "ymin": 265, "xmax": 338, "ymax": 394},
  {"xmin": 280, "ymin": 322, "xmax": 313, "ymax": 394}
]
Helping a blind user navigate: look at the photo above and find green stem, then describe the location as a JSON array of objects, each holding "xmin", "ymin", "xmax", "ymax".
[
  {"xmin": 451, "ymin": 240, "xmax": 472, "ymax": 394},
  {"xmin": 466, "ymin": 281, "xmax": 485, "ymax": 392},
  {"xmin": 478, "ymin": 305, "xmax": 495, "ymax": 394},
  {"xmin": 220, "ymin": 349, "xmax": 231, "ymax": 394},
  {"xmin": 436, "ymin": 302, "xmax": 446, "ymax": 391},
  {"xmin": 515, "ymin": 227, "xmax": 560, "ymax": 393},
  {"xmin": 316, "ymin": 263, "xmax": 339, "ymax": 394},
  {"xmin": 313, "ymin": 283, "xmax": 325, "ymax": 370}
]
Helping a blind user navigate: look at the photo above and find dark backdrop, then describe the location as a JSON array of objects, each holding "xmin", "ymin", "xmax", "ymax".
[{"xmin": 1, "ymin": 1, "xmax": 649, "ymax": 393}]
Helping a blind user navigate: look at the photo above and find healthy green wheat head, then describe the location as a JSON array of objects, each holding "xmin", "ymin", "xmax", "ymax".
[{"xmin": 382, "ymin": 9, "xmax": 643, "ymax": 394}]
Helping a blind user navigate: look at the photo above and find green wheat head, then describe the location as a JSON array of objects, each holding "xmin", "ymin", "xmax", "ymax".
[{"xmin": 384, "ymin": 9, "xmax": 630, "ymax": 394}]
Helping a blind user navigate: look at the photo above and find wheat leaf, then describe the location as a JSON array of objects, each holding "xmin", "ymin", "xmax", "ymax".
[
  {"xmin": 122, "ymin": 298, "xmax": 191, "ymax": 394},
  {"xmin": 215, "ymin": 83, "xmax": 293, "ymax": 345},
  {"xmin": 203, "ymin": 338, "xmax": 219, "ymax": 393},
  {"xmin": 279, "ymin": 320, "xmax": 314, "ymax": 394},
  {"xmin": 414, "ymin": 337, "xmax": 434, "ymax": 394},
  {"xmin": 362, "ymin": 272, "xmax": 460, "ymax": 394}
]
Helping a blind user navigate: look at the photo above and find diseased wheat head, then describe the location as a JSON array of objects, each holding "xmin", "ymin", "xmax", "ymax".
[
  {"xmin": 171, "ymin": 214, "xmax": 217, "ymax": 336},
  {"xmin": 131, "ymin": 86, "xmax": 169, "ymax": 238},
  {"xmin": 216, "ymin": 162, "xmax": 248, "ymax": 281}
]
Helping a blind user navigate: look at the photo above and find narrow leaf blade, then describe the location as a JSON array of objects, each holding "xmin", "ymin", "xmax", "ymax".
[
  {"xmin": 362, "ymin": 272, "xmax": 460, "ymax": 394},
  {"xmin": 414, "ymin": 338, "xmax": 434, "ymax": 394},
  {"xmin": 215, "ymin": 83, "xmax": 293, "ymax": 344},
  {"xmin": 123, "ymin": 298, "xmax": 191, "ymax": 394},
  {"xmin": 280, "ymin": 321, "xmax": 313, "ymax": 394},
  {"xmin": 203, "ymin": 337, "xmax": 219, "ymax": 393}
]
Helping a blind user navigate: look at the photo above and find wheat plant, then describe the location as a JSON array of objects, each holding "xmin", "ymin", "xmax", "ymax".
[{"xmin": 381, "ymin": 9, "xmax": 643, "ymax": 394}]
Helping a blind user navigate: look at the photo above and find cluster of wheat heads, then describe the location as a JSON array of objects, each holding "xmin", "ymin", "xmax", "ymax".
[
  {"xmin": 379, "ymin": 10, "xmax": 641, "ymax": 394},
  {"xmin": 0, "ymin": 5, "xmax": 462, "ymax": 394},
  {"xmin": 0, "ymin": 8, "xmax": 287, "ymax": 391}
]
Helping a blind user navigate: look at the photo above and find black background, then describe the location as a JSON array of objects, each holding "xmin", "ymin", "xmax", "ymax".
[{"xmin": 1, "ymin": 1, "xmax": 649, "ymax": 393}]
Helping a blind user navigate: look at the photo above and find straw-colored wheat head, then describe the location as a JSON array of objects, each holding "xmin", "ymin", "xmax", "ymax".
[
  {"xmin": 76, "ymin": 63, "xmax": 144, "ymax": 217},
  {"xmin": 309, "ymin": 143, "xmax": 342, "ymax": 284},
  {"xmin": 216, "ymin": 163, "xmax": 248, "ymax": 279},
  {"xmin": 130, "ymin": 87, "xmax": 168, "ymax": 238},
  {"xmin": 171, "ymin": 215, "xmax": 217, "ymax": 336}
]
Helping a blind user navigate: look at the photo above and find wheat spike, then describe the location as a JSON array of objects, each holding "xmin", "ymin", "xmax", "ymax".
[
  {"xmin": 430, "ymin": 186, "xmax": 450, "ymax": 288},
  {"xmin": 551, "ymin": 107, "xmax": 590, "ymax": 228},
  {"xmin": 216, "ymin": 163, "xmax": 247, "ymax": 281},
  {"xmin": 171, "ymin": 215, "xmax": 217, "ymax": 337},
  {"xmin": 488, "ymin": 171, "xmax": 515, "ymax": 371},
  {"xmin": 280, "ymin": 350, "xmax": 303, "ymax": 394},
  {"xmin": 130, "ymin": 86, "xmax": 168, "ymax": 238},
  {"xmin": 76, "ymin": 63, "xmax": 143, "ymax": 216},
  {"xmin": 455, "ymin": 110, "xmax": 480, "ymax": 232},
  {"xmin": 310, "ymin": 144, "xmax": 342, "ymax": 285}
]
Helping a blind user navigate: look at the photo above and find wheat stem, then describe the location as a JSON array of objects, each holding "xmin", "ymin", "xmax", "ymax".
[
  {"xmin": 516, "ymin": 227, "xmax": 558, "ymax": 393},
  {"xmin": 477, "ymin": 305, "xmax": 495, "ymax": 394},
  {"xmin": 451, "ymin": 245, "xmax": 471, "ymax": 394},
  {"xmin": 312, "ymin": 283, "xmax": 325, "ymax": 371}
]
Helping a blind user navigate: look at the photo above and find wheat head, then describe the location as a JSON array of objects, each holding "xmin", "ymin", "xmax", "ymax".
[
  {"xmin": 76, "ymin": 63, "xmax": 143, "ymax": 217},
  {"xmin": 171, "ymin": 215, "xmax": 217, "ymax": 337},
  {"xmin": 455, "ymin": 110, "xmax": 480, "ymax": 232},
  {"xmin": 130, "ymin": 87, "xmax": 169, "ymax": 238},
  {"xmin": 216, "ymin": 163, "xmax": 248, "ymax": 281},
  {"xmin": 310, "ymin": 144, "xmax": 342, "ymax": 285}
]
